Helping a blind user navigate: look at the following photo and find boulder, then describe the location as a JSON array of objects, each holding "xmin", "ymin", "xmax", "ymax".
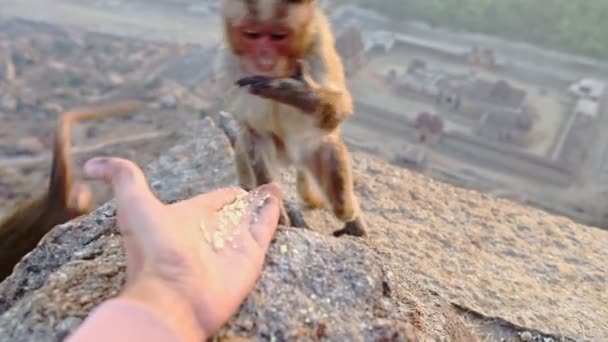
[{"xmin": 0, "ymin": 118, "xmax": 474, "ymax": 341}]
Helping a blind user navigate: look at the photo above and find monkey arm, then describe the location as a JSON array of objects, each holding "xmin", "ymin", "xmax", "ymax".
[
  {"xmin": 236, "ymin": 75, "xmax": 320, "ymax": 112},
  {"xmin": 236, "ymin": 74, "xmax": 351, "ymax": 131}
]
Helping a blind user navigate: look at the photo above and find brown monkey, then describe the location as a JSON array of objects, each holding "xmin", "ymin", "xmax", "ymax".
[
  {"xmin": 0, "ymin": 100, "xmax": 145, "ymax": 281},
  {"xmin": 215, "ymin": 0, "xmax": 367, "ymax": 237}
]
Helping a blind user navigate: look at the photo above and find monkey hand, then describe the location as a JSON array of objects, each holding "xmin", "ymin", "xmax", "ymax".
[{"xmin": 236, "ymin": 75, "xmax": 321, "ymax": 113}]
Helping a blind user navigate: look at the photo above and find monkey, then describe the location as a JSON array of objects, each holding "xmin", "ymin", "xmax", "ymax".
[
  {"xmin": 214, "ymin": 0, "xmax": 368, "ymax": 237},
  {"xmin": 217, "ymin": 110, "xmax": 310, "ymax": 230},
  {"xmin": 0, "ymin": 100, "xmax": 145, "ymax": 282}
]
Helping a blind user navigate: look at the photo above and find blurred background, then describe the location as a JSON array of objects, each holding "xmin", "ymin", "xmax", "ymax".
[{"xmin": 1, "ymin": 0, "xmax": 608, "ymax": 232}]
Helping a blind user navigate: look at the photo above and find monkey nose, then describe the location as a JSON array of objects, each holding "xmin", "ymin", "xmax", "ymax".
[{"xmin": 255, "ymin": 50, "xmax": 278, "ymax": 71}]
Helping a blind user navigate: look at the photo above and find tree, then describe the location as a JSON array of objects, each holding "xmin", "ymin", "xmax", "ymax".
[
  {"xmin": 355, "ymin": 0, "xmax": 608, "ymax": 59},
  {"xmin": 415, "ymin": 112, "xmax": 444, "ymax": 145}
]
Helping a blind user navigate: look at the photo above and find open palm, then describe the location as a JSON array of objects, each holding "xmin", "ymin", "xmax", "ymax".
[{"xmin": 83, "ymin": 157, "xmax": 282, "ymax": 339}]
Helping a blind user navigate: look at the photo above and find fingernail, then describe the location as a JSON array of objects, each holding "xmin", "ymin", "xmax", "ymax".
[
  {"xmin": 266, "ymin": 182, "xmax": 284, "ymax": 199},
  {"xmin": 258, "ymin": 193, "xmax": 273, "ymax": 209},
  {"xmin": 255, "ymin": 187, "xmax": 277, "ymax": 207},
  {"xmin": 84, "ymin": 159, "xmax": 107, "ymax": 178},
  {"xmin": 249, "ymin": 192, "xmax": 274, "ymax": 225},
  {"xmin": 231, "ymin": 186, "xmax": 247, "ymax": 195}
]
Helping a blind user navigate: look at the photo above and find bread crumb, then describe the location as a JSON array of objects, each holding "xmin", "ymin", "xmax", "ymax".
[
  {"xmin": 200, "ymin": 190, "xmax": 272, "ymax": 252},
  {"xmin": 200, "ymin": 190, "xmax": 273, "ymax": 252},
  {"xmin": 212, "ymin": 232, "xmax": 225, "ymax": 251}
]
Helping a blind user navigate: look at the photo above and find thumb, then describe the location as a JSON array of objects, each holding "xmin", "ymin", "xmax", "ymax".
[
  {"xmin": 84, "ymin": 157, "xmax": 160, "ymax": 210},
  {"xmin": 247, "ymin": 182, "xmax": 283, "ymax": 250},
  {"xmin": 84, "ymin": 157, "xmax": 160, "ymax": 282}
]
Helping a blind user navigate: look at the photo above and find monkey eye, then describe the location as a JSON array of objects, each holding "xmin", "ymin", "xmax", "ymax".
[
  {"xmin": 243, "ymin": 30, "xmax": 261, "ymax": 40},
  {"xmin": 270, "ymin": 32, "xmax": 288, "ymax": 41}
]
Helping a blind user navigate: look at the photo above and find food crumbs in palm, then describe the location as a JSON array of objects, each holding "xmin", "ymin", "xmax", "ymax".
[
  {"xmin": 201, "ymin": 190, "xmax": 273, "ymax": 252},
  {"xmin": 211, "ymin": 192, "xmax": 251, "ymax": 252},
  {"xmin": 212, "ymin": 232, "xmax": 225, "ymax": 251}
]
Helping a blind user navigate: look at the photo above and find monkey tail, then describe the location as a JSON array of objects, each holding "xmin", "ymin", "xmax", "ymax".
[{"xmin": 47, "ymin": 100, "xmax": 146, "ymax": 204}]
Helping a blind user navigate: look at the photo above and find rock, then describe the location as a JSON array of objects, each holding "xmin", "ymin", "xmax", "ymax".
[
  {"xmin": 0, "ymin": 95, "xmax": 18, "ymax": 113},
  {"xmin": 272, "ymin": 120, "xmax": 607, "ymax": 341},
  {"xmin": 17, "ymin": 136, "xmax": 45, "ymax": 152},
  {"xmin": 519, "ymin": 331, "xmax": 533, "ymax": 342},
  {"xmin": 107, "ymin": 73, "xmax": 124, "ymax": 86},
  {"xmin": 216, "ymin": 227, "xmax": 428, "ymax": 341},
  {"xmin": 42, "ymin": 102, "xmax": 63, "ymax": 115},
  {"xmin": 46, "ymin": 60, "xmax": 66, "ymax": 71},
  {"xmin": 0, "ymin": 118, "xmax": 473, "ymax": 342},
  {"xmin": 0, "ymin": 145, "xmax": 36, "ymax": 157},
  {"xmin": 16, "ymin": 94, "xmax": 37, "ymax": 110},
  {"xmin": 159, "ymin": 94, "xmax": 177, "ymax": 109}
]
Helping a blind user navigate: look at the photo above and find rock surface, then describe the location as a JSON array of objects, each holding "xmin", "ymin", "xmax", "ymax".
[
  {"xmin": 1, "ymin": 113, "xmax": 607, "ymax": 341},
  {"xmin": 0, "ymin": 118, "xmax": 474, "ymax": 341},
  {"xmin": 283, "ymin": 154, "xmax": 608, "ymax": 341}
]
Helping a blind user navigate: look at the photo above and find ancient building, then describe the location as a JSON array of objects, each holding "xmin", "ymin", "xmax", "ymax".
[
  {"xmin": 474, "ymin": 109, "xmax": 534, "ymax": 147},
  {"xmin": 437, "ymin": 78, "xmax": 527, "ymax": 119},
  {"xmin": 415, "ymin": 111, "xmax": 444, "ymax": 145},
  {"xmin": 467, "ymin": 46, "xmax": 496, "ymax": 68}
]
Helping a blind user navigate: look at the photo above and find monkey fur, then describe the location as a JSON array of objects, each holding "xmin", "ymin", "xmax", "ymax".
[
  {"xmin": 0, "ymin": 100, "xmax": 144, "ymax": 282},
  {"xmin": 215, "ymin": 0, "xmax": 368, "ymax": 237}
]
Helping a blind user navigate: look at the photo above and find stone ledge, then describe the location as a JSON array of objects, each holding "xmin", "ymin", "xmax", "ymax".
[{"xmin": 0, "ymin": 117, "xmax": 472, "ymax": 341}]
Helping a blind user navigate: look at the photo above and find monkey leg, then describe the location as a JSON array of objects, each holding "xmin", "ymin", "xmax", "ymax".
[
  {"xmin": 297, "ymin": 169, "xmax": 325, "ymax": 209},
  {"xmin": 283, "ymin": 200, "xmax": 310, "ymax": 230},
  {"xmin": 234, "ymin": 134, "xmax": 256, "ymax": 191},
  {"xmin": 307, "ymin": 138, "xmax": 368, "ymax": 237},
  {"xmin": 238, "ymin": 127, "xmax": 293, "ymax": 227}
]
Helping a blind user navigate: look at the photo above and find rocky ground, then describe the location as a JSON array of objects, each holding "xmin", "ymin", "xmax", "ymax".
[
  {"xmin": 0, "ymin": 119, "xmax": 475, "ymax": 342},
  {"xmin": 291, "ymin": 152, "xmax": 608, "ymax": 341},
  {"xmin": 1, "ymin": 114, "xmax": 605, "ymax": 342},
  {"xmin": 0, "ymin": 18, "xmax": 216, "ymax": 216},
  {"xmin": 0, "ymin": 17, "xmax": 606, "ymax": 342}
]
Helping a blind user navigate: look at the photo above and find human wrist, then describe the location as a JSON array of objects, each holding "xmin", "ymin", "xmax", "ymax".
[{"xmin": 118, "ymin": 277, "xmax": 207, "ymax": 341}]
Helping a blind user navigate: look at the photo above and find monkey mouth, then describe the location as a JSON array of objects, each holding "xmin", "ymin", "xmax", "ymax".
[{"xmin": 255, "ymin": 56, "xmax": 277, "ymax": 72}]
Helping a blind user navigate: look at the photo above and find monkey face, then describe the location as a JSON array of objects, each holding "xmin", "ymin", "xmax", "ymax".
[
  {"xmin": 235, "ymin": 20, "xmax": 295, "ymax": 76},
  {"xmin": 223, "ymin": 0, "xmax": 316, "ymax": 77}
]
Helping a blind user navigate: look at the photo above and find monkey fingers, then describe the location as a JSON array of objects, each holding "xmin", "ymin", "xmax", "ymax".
[
  {"xmin": 237, "ymin": 76, "xmax": 321, "ymax": 113},
  {"xmin": 235, "ymin": 75, "xmax": 271, "ymax": 88}
]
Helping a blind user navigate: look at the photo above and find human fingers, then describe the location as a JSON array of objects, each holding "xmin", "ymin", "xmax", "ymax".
[
  {"xmin": 83, "ymin": 156, "xmax": 164, "ymax": 257},
  {"xmin": 188, "ymin": 186, "xmax": 247, "ymax": 212},
  {"xmin": 197, "ymin": 183, "xmax": 282, "ymax": 259},
  {"xmin": 246, "ymin": 183, "xmax": 283, "ymax": 250},
  {"xmin": 83, "ymin": 157, "xmax": 161, "ymax": 265},
  {"xmin": 84, "ymin": 157, "xmax": 160, "ymax": 209}
]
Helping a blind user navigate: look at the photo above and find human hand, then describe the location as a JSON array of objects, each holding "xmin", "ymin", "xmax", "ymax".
[{"xmin": 83, "ymin": 157, "xmax": 283, "ymax": 341}]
